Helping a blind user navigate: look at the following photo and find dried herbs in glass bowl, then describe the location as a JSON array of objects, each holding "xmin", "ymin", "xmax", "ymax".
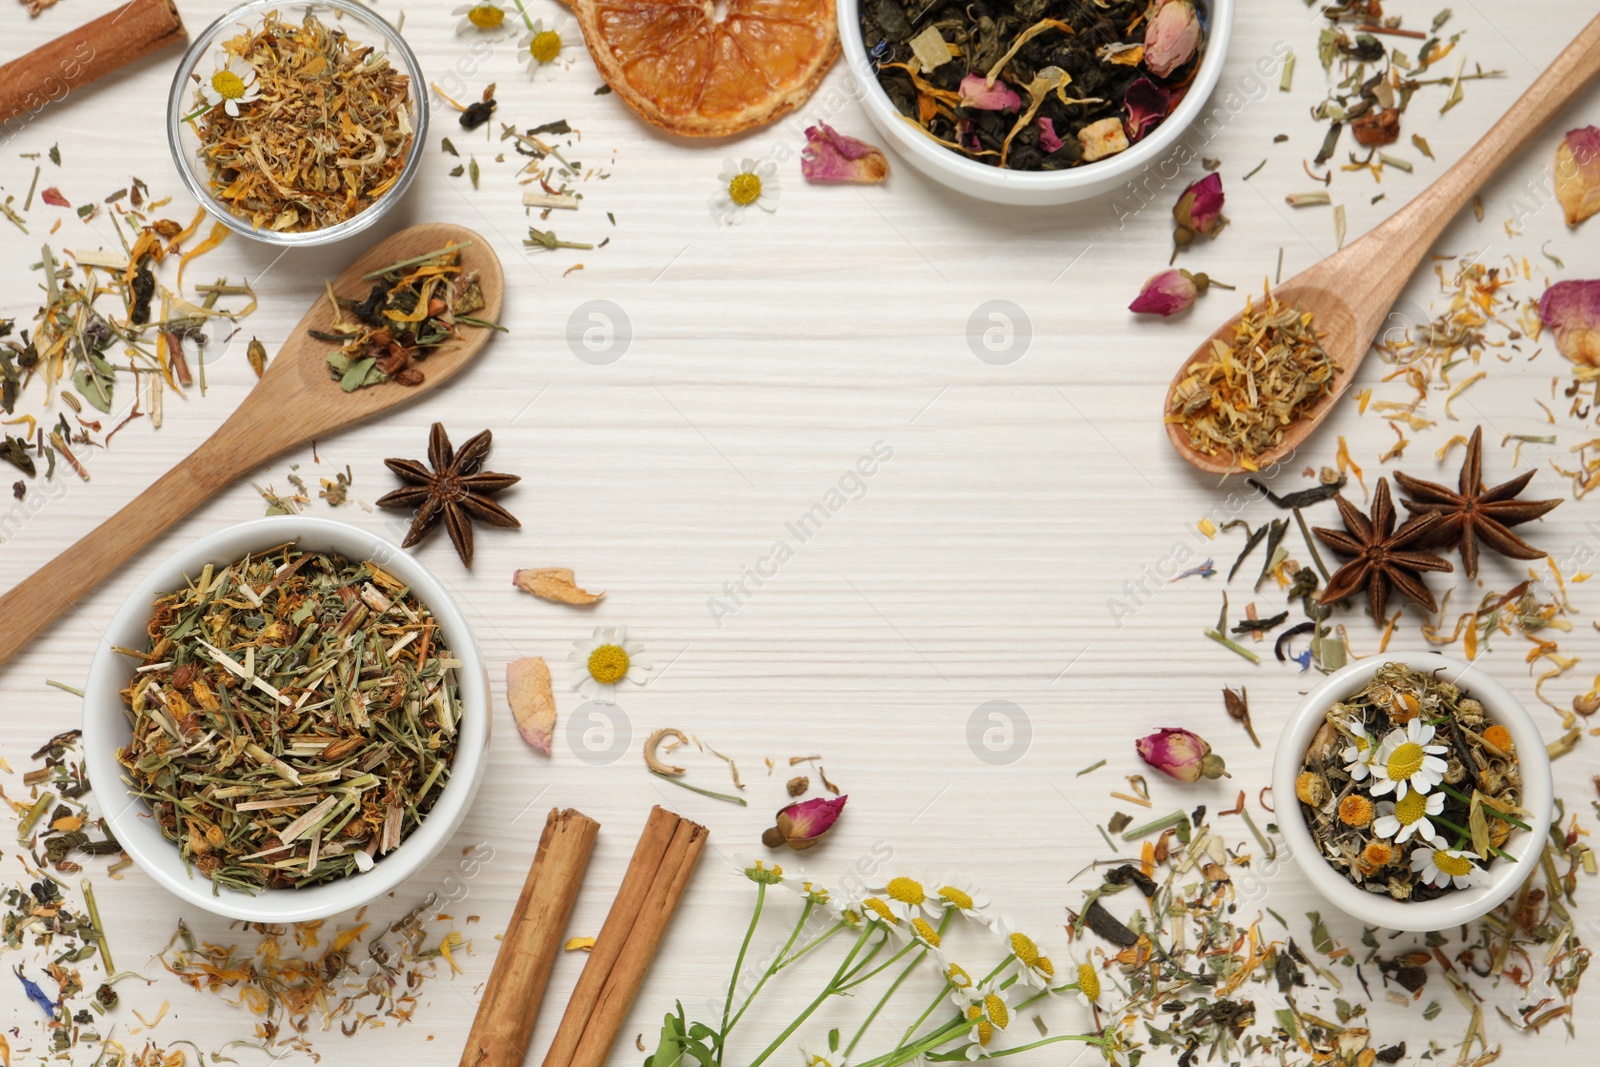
[
  {"xmin": 856, "ymin": 0, "xmax": 1213, "ymax": 173},
  {"xmin": 165, "ymin": 0, "xmax": 428, "ymax": 246},
  {"xmin": 1295, "ymin": 662, "xmax": 1527, "ymax": 904}
]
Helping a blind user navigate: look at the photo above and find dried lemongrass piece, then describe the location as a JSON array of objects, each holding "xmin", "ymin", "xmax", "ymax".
[
  {"xmin": 513, "ymin": 567, "xmax": 605, "ymax": 605},
  {"xmin": 507, "ymin": 657, "xmax": 557, "ymax": 755}
]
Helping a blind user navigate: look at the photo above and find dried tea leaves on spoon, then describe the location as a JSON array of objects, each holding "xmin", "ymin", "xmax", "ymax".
[
  {"xmin": 1166, "ymin": 288, "xmax": 1340, "ymax": 471},
  {"xmin": 314, "ymin": 244, "xmax": 495, "ymax": 391},
  {"xmin": 118, "ymin": 546, "xmax": 462, "ymax": 892},
  {"xmin": 185, "ymin": 10, "xmax": 416, "ymax": 233}
]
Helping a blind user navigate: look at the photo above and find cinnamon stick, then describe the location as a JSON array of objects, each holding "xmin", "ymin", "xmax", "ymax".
[
  {"xmin": 542, "ymin": 806, "xmax": 708, "ymax": 1067},
  {"xmin": 459, "ymin": 808, "xmax": 599, "ymax": 1067},
  {"xmin": 0, "ymin": 0, "xmax": 186, "ymax": 137}
]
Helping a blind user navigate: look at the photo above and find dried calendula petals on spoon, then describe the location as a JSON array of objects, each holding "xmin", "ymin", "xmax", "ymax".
[
  {"xmin": 507, "ymin": 656, "xmax": 557, "ymax": 755},
  {"xmin": 513, "ymin": 567, "xmax": 605, "ymax": 605}
]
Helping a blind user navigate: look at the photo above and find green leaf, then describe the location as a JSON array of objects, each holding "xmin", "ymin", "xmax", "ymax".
[{"xmin": 829, "ymin": 1028, "xmax": 840, "ymax": 1053}]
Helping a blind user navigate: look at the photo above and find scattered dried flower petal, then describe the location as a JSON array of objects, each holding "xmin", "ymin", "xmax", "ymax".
[
  {"xmin": 801, "ymin": 123, "xmax": 889, "ymax": 184},
  {"xmin": 958, "ymin": 73, "xmax": 1022, "ymax": 112},
  {"xmin": 1555, "ymin": 126, "xmax": 1600, "ymax": 227},
  {"xmin": 1123, "ymin": 77, "xmax": 1173, "ymax": 141},
  {"xmin": 1036, "ymin": 117, "xmax": 1064, "ymax": 153},
  {"xmin": 1539, "ymin": 279, "xmax": 1600, "ymax": 366},
  {"xmin": 513, "ymin": 567, "xmax": 605, "ymax": 605},
  {"xmin": 507, "ymin": 656, "xmax": 557, "ymax": 755}
]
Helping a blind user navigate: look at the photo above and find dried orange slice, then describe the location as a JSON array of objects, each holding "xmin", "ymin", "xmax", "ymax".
[{"xmin": 573, "ymin": 0, "xmax": 840, "ymax": 137}]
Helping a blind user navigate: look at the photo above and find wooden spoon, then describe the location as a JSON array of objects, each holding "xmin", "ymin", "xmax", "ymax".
[
  {"xmin": 1166, "ymin": 14, "xmax": 1600, "ymax": 476},
  {"xmin": 0, "ymin": 223, "xmax": 504, "ymax": 667}
]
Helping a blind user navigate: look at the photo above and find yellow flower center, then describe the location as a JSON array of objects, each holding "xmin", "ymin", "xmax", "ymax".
[
  {"xmin": 886, "ymin": 876, "xmax": 926, "ymax": 905},
  {"xmin": 863, "ymin": 897, "xmax": 898, "ymax": 925},
  {"xmin": 211, "ymin": 69, "xmax": 247, "ymax": 101},
  {"xmin": 939, "ymin": 885, "xmax": 974, "ymax": 910},
  {"xmin": 1009, "ymin": 932, "xmax": 1040, "ymax": 967},
  {"xmin": 728, "ymin": 172, "xmax": 762, "ymax": 206},
  {"xmin": 947, "ymin": 962, "xmax": 972, "ymax": 988},
  {"xmin": 1078, "ymin": 962, "xmax": 1100, "ymax": 1000},
  {"xmin": 984, "ymin": 993, "xmax": 1009, "ymax": 1030},
  {"xmin": 744, "ymin": 860, "xmax": 783, "ymax": 884},
  {"xmin": 1386, "ymin": 741, "xmax": 1425, "ymax": 782},
  {"xmin": 587, "ymin": 644, "xmax": 629, "ymax": 684},
  {"xmin": 530, "ymin": 30, "xmax": 562, "ymax": 63},
  {"xmin": 468, "ymin": 3, "xmax": 505, "ymax": 27},
  {"xmin": 911, "ymin": 917, "xmax": 940, "ymax": 946},
  {"xmin": 1395, "ymin": 789, "xmax": 1428, "ymax": 826},
  {"xmin": 1036, "ymin": 955, "xmax": 1055, "ymax": 978},
  {"xmin": 1434, "ymin": 851, "xmax": 1474, "ymax": 877},
  {"xmin": 966, "ymin": 1005, "xmax": 993, "ymax": 1046}
]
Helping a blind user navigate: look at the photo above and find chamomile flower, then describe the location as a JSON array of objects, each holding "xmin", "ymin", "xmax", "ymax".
[
  {"xmin": 569, "ymin": 625, "xmax": 651, "ymax": 702},
  {"xmin": 870, "ymin": 873, "xmax": 945, "ymax": 922},
  {"xmin": 1411, "ymin": 846, "xmax": 1490, "ymax": 890},
  {"xmin": 932, "ymin": 874, "xmax": 991, "ymax": 923},
  {"xmin": 1372, "ymin": 789, "xmax": 1447, "ymax": 846},
  {"xmin": 1340, "ymin": 722, "xmax": 1378, "ymax": 781},
  {"xmin": 735, "ymin": 853, "xmax": 784, "ymax": 885},
  {"xmin": 453, "ymin": 2, "xmax": 512, "ymax": 35},
  {"xmin": 858, "ymin": 894, "xmax": 909, "ymax": 939},
  {"xmin": 1069, "ymin": 946, "xmax": 1109, "ymax": 1011},
  {"xmin": 198, "ymin": 52, "xmax": 260, "ymax": 117},
  {"xmin": 712, "ymin": 158, "xmax": 780, "ymax": 225},
  {"xmin": 932, "ymin": 951, "xmax": 976, "ymax": 993},
  {"xmin": 952, "ymin": 980, "xmax": 1011, "ymax": 1059},
  {"xmin": 992, "ymin": 916, "xmax": 1057, "ymax": 989},
  {"xmin": 782, "ymin": 871, "xmax": 832, "ymax": 907},
  {"xmin": 519, "ymin": 19, "xmax": 575, "ymax": 79},
  {"xmin": 799, "ymin": 1044, "xmax": 848, "ymax": 1067},
  {"xmin": 1369, "ymin": 719, "xmax": 1449, "ymax": 799},
  {"xmin": 824, "ymin": 885, "xmax": 867, "ymax": 928}
]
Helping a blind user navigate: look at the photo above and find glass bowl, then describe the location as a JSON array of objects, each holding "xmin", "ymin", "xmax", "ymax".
[{"xmin": 165, "ymin": 0, "xmax": 429, "ymax": 247}]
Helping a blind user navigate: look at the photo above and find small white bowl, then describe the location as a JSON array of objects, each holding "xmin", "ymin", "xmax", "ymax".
[
  {"xmin": 837, "ymin": 0, "xmax": 1236, "ymax": 205},
  {"xmin": 82, "ymin": 517, "xmax": 490, "ymax": 923},
  {"xmin": 1272, "ymin": 652, "xmax": 1552, "ymax": 933}
]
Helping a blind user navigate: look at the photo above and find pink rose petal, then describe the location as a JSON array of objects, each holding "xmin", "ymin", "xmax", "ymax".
[
  {"xmin": 1124, "ymin": 77, "xmax": 1173, "ymax": 142},
  {"xmin": 1540, "ymin": 279, "xmax": 1600, "ymax": 366},
  {"xmin": 1037, "ymin": 117, "xmax": 1064, "ymax": 154},
  {"xmin": 958, "ymin": 73, "xmax": 1022, "ymax": 112},
  {"xmin": 801, "ymin": 123, "xmax": 890, "ymax": 184},
  {"xmin": 1556, "ymin": 126, "xmax": 1600, "ymax": 227}
]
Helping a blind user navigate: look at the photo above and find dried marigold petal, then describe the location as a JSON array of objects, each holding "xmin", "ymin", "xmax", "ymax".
[{"xmin": 513, "ymin": 567, "xmax": 605, "ymax": 605}]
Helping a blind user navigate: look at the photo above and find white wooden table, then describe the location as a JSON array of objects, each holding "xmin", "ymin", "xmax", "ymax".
[{"xmin": 2, "ymin": 1, "xmax": 1598, "ymax": 1063}]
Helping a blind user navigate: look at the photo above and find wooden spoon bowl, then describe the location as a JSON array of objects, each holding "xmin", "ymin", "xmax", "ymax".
[
  {"xmin": 0, "ymin": 222, "xmax": 504, "ymax": 667},
  {"xmin": 1166, "ymin": 14, "xmax": 1600, "ymax": 476}
]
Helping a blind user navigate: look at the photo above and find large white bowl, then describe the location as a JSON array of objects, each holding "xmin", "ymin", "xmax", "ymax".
[
  {"xmin": 1272, "ymin": 652, "xmax": 1553, "ymax": 933},
  {"xmin": 82, "ymin": 517, "xmax": 490, "ymax": 923},
  {"xmin": 837, "ymin": 0, "xmax": 1236, "ymax": 205}
]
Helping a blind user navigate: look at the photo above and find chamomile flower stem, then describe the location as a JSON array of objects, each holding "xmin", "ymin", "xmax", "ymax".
[
  {"xmin": 979, "ymin": 954, "xmax": 1017, "ymax": 986},
  {"xmin": 844, "ymin": 950, "xmax": 926, "ymax": 1057},
  {"xmin": 840, "ymin": 939, "xmax": 919, "ymax": 990},
  {"xmin": 775, "ymin": 920, "xmax": 847, "ymax": 971},
  {"xmin": 1437, "ymin": 782, "xmax": 1533, "ymax": 830},
  {"xmin": 745, "ymin": 930, "xmax": 873, "ymax": 1067},
  {"xmin": 968, "ymin": 1034, "xmax": 1104, "ymax": 1059},
  {"xmin": 1431, "ymin": 814, "xmax": 1516, "ymax": 862},
  {"xmin": 509, "ymin": 0, "xmax": 537, "ymax": 32},
  {"xmin": 724, "ymin": 901, "xmax": 815, "ymax": 1039},
  {"xmin": 716, "ymin": 882, "xmax": 766, "ymax": 1061},
  {"xmin": 854, "ymin": 1014, "xmax": 970, "ymax": 1067},
  {"xmin": 898, "ymin": 986, "xmax": 949, "ymax": 1049}
]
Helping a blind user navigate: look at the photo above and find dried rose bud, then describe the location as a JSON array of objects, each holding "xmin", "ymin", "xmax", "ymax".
[
  {"xmin": 958, "ymin": 74, "xmax": 1022, "ymax": 112},
  {"xmin": 1135, "ymin": 727, "xmax": 1228, "ymax": 782},
  {"xmin": 1144, "ymin": 0, "xmax": 1201, "ymax": 78},
  {"xmin": 1539, "ymin": 279, "xmax": 1600, "ymax": 366},
  {"xmin": 761, "ymin": 794, "xmax": 847, "ymax": 851},
  {"xmin": 801, "ymin": 123, "xmax": 889, "ymax": 184},
  {"xmin": 1130, "ymin": 269, "xmax": 1199, "ymax": 316},
  {"xmin": 1555, "ymin": 126, "xmax": 1600, "ymax": 227},
  {"xmin": 1174, "ymin": 172, "xmax": 1226, "ymax": 239},
  {"xmin": 1124, "ymin": 77, "xmax": 1174, "ymax": 142}
]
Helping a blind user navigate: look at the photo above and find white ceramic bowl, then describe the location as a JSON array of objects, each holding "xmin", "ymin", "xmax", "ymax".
[
  {"xmin": 837, "ymin": 0, "xmax": 1235, "ymax": 205},
  {"xmin": 82, "ymin": 517, "xmax": 490, "ymax": 923},
  {"xmin": 1272, "ymin": 652, "xmax": 1552, "ymax": 933},
  {"xmin": 166, "ymin": 0, "xmax": 429, "ymax": 246}
]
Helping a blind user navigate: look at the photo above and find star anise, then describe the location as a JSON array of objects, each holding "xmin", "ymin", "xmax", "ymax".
[
  {"xmin": 1393, "ymin": 425, "xmax": 1561, "ymax": 579},
  {"xmin": 1314, "ymin": 477, "xmax": 1453, "ymax": 624},
  {"xmin": 377, "ymin": 423, "xmax": 520, "ymax": 568}
]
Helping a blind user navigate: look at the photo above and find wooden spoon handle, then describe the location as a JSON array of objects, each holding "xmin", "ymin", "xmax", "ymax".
[
  {"xmin": 0, "ymin": 410, "xmax": 301, "ymax": 668},
  {"xmin": 1358, "ymin": 14, "xmax": 1600, "ymax": 283}
]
